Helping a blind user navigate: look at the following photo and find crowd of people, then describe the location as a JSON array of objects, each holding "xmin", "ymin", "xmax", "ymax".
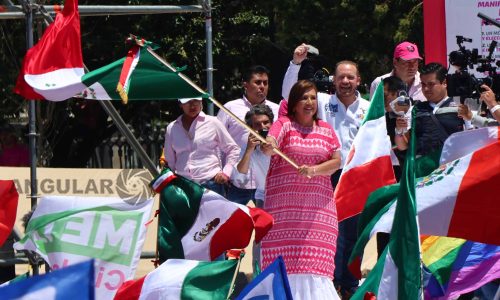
[{"xmin": 163, "ymin": 41, "xmax": 500, "ymax": 299}]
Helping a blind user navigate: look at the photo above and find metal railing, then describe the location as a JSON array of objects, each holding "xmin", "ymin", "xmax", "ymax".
[{"xmin": 87, "ymin": 124, "xmax": 166, "ymax": 169}]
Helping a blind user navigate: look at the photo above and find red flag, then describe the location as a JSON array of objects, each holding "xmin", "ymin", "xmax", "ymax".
[
  {"xmin": 14, "ymin": 0, "xmax": 84, "ymax": 101},
  {"xmin": 0, "ymin": 180, "xmax": 19, "ymax": 246},
  {"xmin": 248, "ymin": 207, "xmax": 274, "ymax": 244}
]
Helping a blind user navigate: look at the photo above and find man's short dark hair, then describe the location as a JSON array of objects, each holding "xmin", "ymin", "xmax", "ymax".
[
  {"xmin": 420, "ymin": 62, "xmax": 447, "ymax": 83},
  {"xmin": 383, "ymin": 76, "xmax": 406, "ymax": 93},
  {"xmin": 245, "ymin": 104, "xmax": 274, "ymax": 126},
  {"xmin": 335, "ymin": 60, "xmax": 360, "ymax": 76},
  {"xmin": 242, "ymin": 65, "xmax": 270, "ymax": 82}
]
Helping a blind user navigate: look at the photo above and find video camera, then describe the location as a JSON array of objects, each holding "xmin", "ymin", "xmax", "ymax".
[
  {"xmin": 447, "ymin": 35, "xmax": 500, "ymax": 101},
  {"xmin": 297, "ymin": 46, "xmax": 334, "ymax": 94}
]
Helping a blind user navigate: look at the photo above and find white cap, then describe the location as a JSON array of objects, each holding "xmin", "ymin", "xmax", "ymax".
[{"xmin": 178, "ymin": 97, "xmax": 202, "ymax": 104}]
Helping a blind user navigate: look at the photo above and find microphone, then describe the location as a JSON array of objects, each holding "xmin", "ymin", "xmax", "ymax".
[{"xmin": 478, "ymin": 12, "xmax": 500, "ymax": 29}]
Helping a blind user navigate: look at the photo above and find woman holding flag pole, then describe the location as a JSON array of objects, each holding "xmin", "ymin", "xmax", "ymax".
[{"xmin": 261, "ymin": 80, "xmax": 342, "ymax": 299}]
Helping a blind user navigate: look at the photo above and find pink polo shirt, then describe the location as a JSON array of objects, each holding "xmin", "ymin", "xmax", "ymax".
[{"xmin": 164, "ymin": 112, "xmax": 240, "ymax": 183}]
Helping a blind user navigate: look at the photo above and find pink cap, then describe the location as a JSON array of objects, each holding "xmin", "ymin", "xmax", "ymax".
[{"xmin": 393, "ymin": 42, "xmax": 422, "ymax": 60}]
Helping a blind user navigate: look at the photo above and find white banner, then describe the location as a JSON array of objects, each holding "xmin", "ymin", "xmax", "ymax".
[
  {"xmin": 14, "ymin": 195, "xmax": 154, "ymax": 300},
  {"xmin": 445, "ymin": 0, "xmax": 500, "ymax": 72}
]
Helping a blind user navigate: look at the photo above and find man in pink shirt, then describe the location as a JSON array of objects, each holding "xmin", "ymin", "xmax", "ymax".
[
  {"xmin": 164, "ymin": 97, "xmax": 240, "ymax": 196},
  {"xmin": 217, "ymin": 66, "xmax": 279, "ymax": 204}
]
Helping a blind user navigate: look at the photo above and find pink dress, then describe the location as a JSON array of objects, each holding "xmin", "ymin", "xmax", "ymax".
[{"xmin": 261, "ymin": 116, "xmax": 340, "ymax": 279}]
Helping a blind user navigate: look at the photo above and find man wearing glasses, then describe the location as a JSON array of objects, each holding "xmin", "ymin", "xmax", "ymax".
[{"xmin": 370, "ymin": 41, "xmax": 424, "ymax": 102}]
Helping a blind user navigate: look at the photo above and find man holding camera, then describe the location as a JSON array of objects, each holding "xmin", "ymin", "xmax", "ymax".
[
  {"xmin": 217, "ymin": 65, "xmax": 279, "ymax": 205},
  {"xmin": 234, "ymin": 104, "xmax": 274, "ymax": 209},
  {"xmin": 458, "ymin": 84, "xmax": 500, "ymax": 127},
  {"xmin": 395, "ymin": 63, "xmax": 465, "ymax": 156},
  {"xmin": 370, "ymin": 41, "xmax": 425, "ymax": 102},
  {"xmin": 282, "ymin": 43, "xmax": 369, "ymax": 298}
]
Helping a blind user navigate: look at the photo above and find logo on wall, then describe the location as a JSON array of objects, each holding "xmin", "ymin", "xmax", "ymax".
[{"xmin": 116, "ymin": 169, "xmax": 153, "ymax": 204}]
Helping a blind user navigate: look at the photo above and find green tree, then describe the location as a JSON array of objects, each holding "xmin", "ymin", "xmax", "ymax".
[{"xmin": 0, "ymin": 0, "xmax": 423, "ymax": 167}]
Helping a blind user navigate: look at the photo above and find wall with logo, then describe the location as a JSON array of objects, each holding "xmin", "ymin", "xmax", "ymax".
[{"xmin": 0, "ymin": 167, "xmax": 159, "ymax": 277}]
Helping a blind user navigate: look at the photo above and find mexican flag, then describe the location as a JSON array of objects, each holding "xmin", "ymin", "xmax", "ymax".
[
  {"xmin": 351, "ymin": 107, "xmax": 421, "ymax": 300},
  {"xmin": 14, "ymin": 195, "xmax": 154, "ymax": 299},
  {"xmin": 350, "ymin": 127, "xmax": 500, "ymax": 278},
  {"xmin": 334, "ymin": 82, "xmax": 396, "ymax": 221},
  {"xmin": 115, "ymin": 259, "xmax": 237, "ymax": 300},
  {"xmin": 14, "ymin": 0, "xmax": 206, "ymax": 102},
  {"xmin": 77, "ymin": 41, "xmax": 206, "ymax": 102},
  {"xmin": 152, "ymin": 169, "xmax": 273, "ymax": 263},
  {"xmin": 361, "ymin": 140, "xmax": 500, "ymax": 245}
]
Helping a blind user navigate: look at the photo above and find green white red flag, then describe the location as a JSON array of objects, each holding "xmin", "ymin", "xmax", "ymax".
[
  {"xmin": 78, "ymin": 40, "xmax": 206, "ymax": 102},
  {"xmin": 114, "ymin": 259, "xmax": 237, "ymax": 300},
  {"xmin": 350, "ymin": 126, "xmax": 500, "ymax": 281},
  {"xmin": 351, "ymin": 105, "xmax": 421, "ymax": 300},
  {"xmin": 364, "ymin": 140, "xmax": 500, "ymax": 245},
  {"xmin": 14, "ymin": 0, "xmax": 206, "ymax": 103},
  {"xmin": 151, "ymin": 169, "xmax": 274, "ymax": 263},
  {"xmin": 334, "ymin": 82, "xmax": 396, "ymax": 221}
]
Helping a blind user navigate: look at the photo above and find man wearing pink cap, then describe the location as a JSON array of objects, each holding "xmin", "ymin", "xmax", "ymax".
[{"xmin": 370, "ymin": 41, "xmax": 425, "ymax": 101}]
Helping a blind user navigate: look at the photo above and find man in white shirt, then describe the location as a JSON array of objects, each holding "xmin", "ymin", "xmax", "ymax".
[
  {"xmin": 217, "ymin": 66, "xmax": 279, "ymax": 205},
  {"xmin": 233, "ymin": 104, "xmax": 274, "ymax": 208},
  {"xmin": 232, "ymin": 104, "xmax": 274, "ymax": 274},
  {"xmin": 282, "ymin": 43, "xmax": 369, "ymax": 297},
  {"xmin": 370, "ymin": 41, "xmax": 425, "ymax": 102}
]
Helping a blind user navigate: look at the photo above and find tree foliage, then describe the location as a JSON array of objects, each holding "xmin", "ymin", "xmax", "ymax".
[{"xmin": 0, "ymin": 0, "xmax": 423, "ymax": 167}]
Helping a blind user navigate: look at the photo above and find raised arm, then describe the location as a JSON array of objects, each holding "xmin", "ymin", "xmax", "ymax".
[{"xmin": 282, "ymin": 43, "xmax": 309, "ymax": 100}]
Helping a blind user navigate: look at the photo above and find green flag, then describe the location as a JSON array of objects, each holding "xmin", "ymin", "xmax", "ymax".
[
  {"xmin": 352, "ymin": 107, "xmax": 421, "ymax": 299},
  {"xmin": 80, "ymin": 42, "xmax": 207, "ymax": 102}
]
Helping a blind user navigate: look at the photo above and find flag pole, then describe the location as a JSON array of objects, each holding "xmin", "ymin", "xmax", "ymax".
[
  {"xmin": 226, "ymin": 254, "xmax": 243, "ymax": 300},
  {"xmin": 22, "ymin": 0, "xmax": 40, "ymax": 276},
  {"xmin": 202, "ymin": 0, "xmax": 214, "ymax": 116},
  {"xmin": 146, "ymin": 48, "xmax": 301, "ymax": 170}
]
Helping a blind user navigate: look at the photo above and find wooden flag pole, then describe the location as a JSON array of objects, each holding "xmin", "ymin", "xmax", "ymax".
[
  {"xmin": 146, "ymin": 47, "xmax": 301, "ymax": 170},
  {"xmin": 226, "ymin": 253, "xmax": 243, "ymax": 300}
]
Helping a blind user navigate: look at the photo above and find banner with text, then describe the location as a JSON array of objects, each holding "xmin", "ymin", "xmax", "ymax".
[
  {"xmin": 13, "ymin": 195, "xmax": 153, "ymax": 300},
  {"xmin": 446, "ymin": 0, "xmax": 500, "ymax": 74}
]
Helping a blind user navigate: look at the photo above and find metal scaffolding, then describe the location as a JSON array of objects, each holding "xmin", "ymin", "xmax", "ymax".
[{"xmin": 1, "ymin": 0, "xmax": 214, "ymax": 274}]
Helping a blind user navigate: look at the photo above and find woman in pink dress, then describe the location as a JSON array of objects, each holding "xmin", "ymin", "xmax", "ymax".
[{"xmin": 261, "ymin": 80, "xmax": 341, "ymax": 299}]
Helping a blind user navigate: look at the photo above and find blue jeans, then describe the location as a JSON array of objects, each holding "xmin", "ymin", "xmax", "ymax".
[
  {"xmin": 201, "ymin": 179, "xmax": 226, "ymax": 198},
  {"xmin": 334, "ymin": 215, "xmax": 360, "ymax": 293},
  {"xmin": 227, "ymin": 184, "xmax": 255, "ymax": 205},
  {"xmin": 331, "ymin": 169, "xmax": 359, "ymax": 293}
]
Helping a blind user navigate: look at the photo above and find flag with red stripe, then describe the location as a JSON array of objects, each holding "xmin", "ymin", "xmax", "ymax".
[
  {"xmin": 14, "ymin": 0, "xmax": 83, "ymax": 101},
  {"xmin": 116, "ymin": 42, "xmax": 142, "ymax": 104},
  {"xmin": 334, "ymin": 82, "xmax": 396, "ymax": 221},
  {"xmin": 151, "ymin": 169, "xmax": 274, "ymax": 263}
]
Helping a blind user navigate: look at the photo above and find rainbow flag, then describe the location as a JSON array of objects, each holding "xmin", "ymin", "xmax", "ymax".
[{"xmin": 422, "ymin": 236, "xmax": 500, "ymax": 299}]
